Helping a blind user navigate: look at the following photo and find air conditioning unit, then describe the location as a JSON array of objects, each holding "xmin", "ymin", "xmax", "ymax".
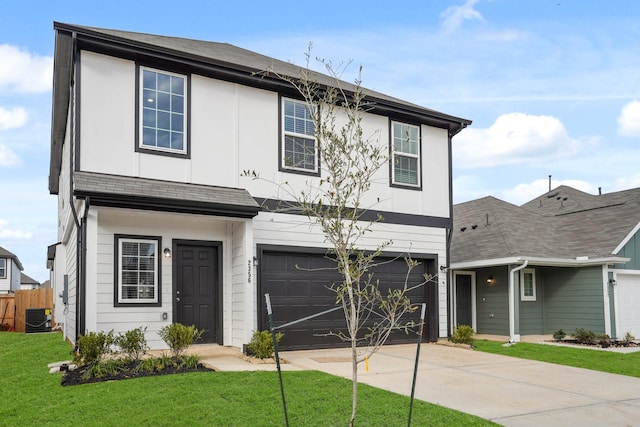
[{"xmin": 25, "ymin": 308, "xmax": 52, "ymax": 333}]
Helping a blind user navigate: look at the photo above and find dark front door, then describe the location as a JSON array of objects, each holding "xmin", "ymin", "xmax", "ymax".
[
  {"xmin": 455, "ymin": 274, "xmax": 472, "ymax": 327},
  {"xmin": 174, "ymin": 242, "xmax": 221, "ymax": 344}
]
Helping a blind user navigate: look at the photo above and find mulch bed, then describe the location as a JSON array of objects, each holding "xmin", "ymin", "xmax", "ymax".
[
  {"xmin": 61, "ymin": 361, "xmax": 214, "ymax": 386},
  {"xmin": 548, "ymin": 339, "xmax": 639, "ymax": 349}
]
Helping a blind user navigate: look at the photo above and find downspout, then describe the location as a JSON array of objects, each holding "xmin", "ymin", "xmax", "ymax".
[{"xmin": 509, "ymin": 260, "xmax": 528, "ymax": 343}]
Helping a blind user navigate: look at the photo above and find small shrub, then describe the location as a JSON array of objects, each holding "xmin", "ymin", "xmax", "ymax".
[
  {"xmin": 75, "ymin": 330, "xmax": 115, "ymax": 366},
  {"xmin": 623, "ymin": 331, "xmax": 636, "ymax": 343},
  {"xmin": 115, "ymin": 327, "xmax": 149, "ymax": 361},
  {"xmin": 552, "ymin": 329, "xmax": 566, "ymax": 341},
  {"xmin": 573, "ymin": 328, "xmax": 596, "ymax": 345},
  {"xmin": 177, "ymin": 353, "xmax": 202, "ymax": 369},
  {"xmin": 158, "ymin": 323, "xmax": 203, "ymax": 357},
  {"xmin": 82, "ymin": 358, "xmax": 124, "ymax": 380},
  {"xmin": 450, "ymin": 325, "xmax": 474, "ymax": 345},
  {"xmin": 597, "ymin": 334, "xmax": 611, "ymax": 348},
  {"xmin": 247, "ymin": 330, "xmax": 283, "ymax": 359}
]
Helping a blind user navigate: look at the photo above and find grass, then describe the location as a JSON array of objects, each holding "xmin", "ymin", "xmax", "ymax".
[
  {"xmin": 474, "ymin": 340, "xmax": 640, "ymax": 378},
  {"xmin": 0, "ymin": 332, "xmax": 495, "ymax": 426}
]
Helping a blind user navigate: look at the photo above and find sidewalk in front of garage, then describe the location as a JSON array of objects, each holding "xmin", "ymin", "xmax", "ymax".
[{"xmin": 195, "ymin": 341, "xmax": 640, "ymax": 426}]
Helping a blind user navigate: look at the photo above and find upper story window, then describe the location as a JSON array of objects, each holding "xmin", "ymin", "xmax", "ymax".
[
  {"xmin": 115, "ymin": 236, "xmax": 161, "ymax": 306},
  {"xmin": 139, "ymin": 67, "xmax": 188, "ymax": 155},
  {"xmin": 391, "ymin": 121, "xmax": 421, "ymax": 188},
  {"xmin": 0, "ymin": 259, "xmax": 5, "ymax": 279},
  {"xmin": 520, "ymin": 268, "xmax": 536, "ymax": 301},
  {"xmin": 281, "ymin": 98, "xmax": 318, "ymax": 175}
]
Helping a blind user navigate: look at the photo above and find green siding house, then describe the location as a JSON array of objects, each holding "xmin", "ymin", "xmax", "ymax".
[{"xmin": 450, "ymin": 186, "xmax": 640, "ymax": 342}]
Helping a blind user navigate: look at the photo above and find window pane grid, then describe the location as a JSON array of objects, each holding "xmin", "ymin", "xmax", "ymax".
[
  {"xmin": 283, "ymin": 99, "xmax": 317, "ymax": 172},
  {"xmin": 119, "ymin": 239, "xmax": 157, "ymax": 303},
  {"xmin": 141, "ymin": 68, "xmax": 185, "ymax": 153},
  {"xmin": 392, "ymin": 122, "xmax": 420, "ymax": 186}
]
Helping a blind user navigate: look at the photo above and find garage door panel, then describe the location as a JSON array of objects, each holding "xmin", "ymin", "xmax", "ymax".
[
  {"xmin": 260, "ymin": 250, "xmax": 436, "ymax": 350},
  {"xmin": 617, "ymin": 274, "xmax": 640, "ymax": 338}
]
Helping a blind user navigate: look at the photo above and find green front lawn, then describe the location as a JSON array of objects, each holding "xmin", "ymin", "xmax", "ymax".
[
  {"xmin": 0, "ymin": 332, "xmax": 494, "ymax": 426},
  {"xmin": 474, "ymin": 340, "xmax": 640, "ymax": 377}
]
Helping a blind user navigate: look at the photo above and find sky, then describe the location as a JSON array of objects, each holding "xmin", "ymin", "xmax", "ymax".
[{"xmin": 1, "ymin": 0, "xmax": 639, "ymax": 282}]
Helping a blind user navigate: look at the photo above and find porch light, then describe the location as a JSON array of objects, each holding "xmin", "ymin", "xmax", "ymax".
[
  {"xmin": 486, "ymin": 276, "xmax": 496, "ymax": 286},
  {"xmin": 163, "ymin": 247, "xmax": 172, "ymax": 258}
]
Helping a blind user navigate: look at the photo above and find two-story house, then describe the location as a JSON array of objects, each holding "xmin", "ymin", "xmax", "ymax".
[
  {"xmin": 48, "ymin": 23, "xmax": 471, "ymax": 350},
  {"xmin": 0, "ymin": 246, "xmax": 23, "ymax": 294}
]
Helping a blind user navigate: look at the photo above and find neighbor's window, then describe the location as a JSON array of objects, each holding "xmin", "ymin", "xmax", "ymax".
[
  {"xmin": 0, "ymin": 259, "xmax": 5, "ymax": 278},
  {"xmin": 520, "ymin": 268, "xmax": 536, "ymax": 301},
  {"xmin": 391, "ymin": 122, "xmax": 421, "ymax": 187},
  {"xmin": 281, "ymin": 98, "xmax": 318, "ymax": 174},
  {"xmin": 140, "ymin": 67, "xmax": 187, "ymax": 154},
  {"xmin": 116, "ymin": 236, "xmax": 160, "ymax": 305}
]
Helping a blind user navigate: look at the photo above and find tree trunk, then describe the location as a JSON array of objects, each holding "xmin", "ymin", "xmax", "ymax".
[{"xmin": 350, "ymin": 335, "xmax": 358, "ymax": 426}]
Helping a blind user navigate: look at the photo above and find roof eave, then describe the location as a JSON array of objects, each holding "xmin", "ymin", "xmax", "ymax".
[{"xmin": 451, "ymin": 256, "xmax": 630, "ymax": 270}]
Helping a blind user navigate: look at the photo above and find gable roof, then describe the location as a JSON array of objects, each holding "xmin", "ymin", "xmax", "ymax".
[
  {"xmin": 20, "ymin": 272, "xmax": 40, "ymax": 286},
  {"xmin": 0, "ymin": 246, "xmax": 23, "ymax": 271},
  {"xmin": 451, "ymin": 186, "xmax": 640, "ymax": 267},
  {"xmin": 49, "ymin": 22, "xmax": 472, "ymax": 194}
]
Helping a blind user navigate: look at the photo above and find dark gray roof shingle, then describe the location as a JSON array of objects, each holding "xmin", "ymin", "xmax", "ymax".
[
  {"xmin": 0, "ymin": 246, "xmax": 23, "ymax": 271},
  {"xmin": 452, "ymin": 186, "xmax": 640, "ymax": 264}
]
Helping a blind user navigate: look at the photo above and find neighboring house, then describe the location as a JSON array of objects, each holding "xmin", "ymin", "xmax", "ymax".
[
  {"xmin": 0, "ymin": 246, "xmax": 23, "ymax": 294},
  {"xmin": 47, "ymin": 23, "xmax": 471, "ymax": 350},
  {"xmin": 20, "ymin": 273, "xmax": 41, "ymax": 290},
  {"xmin": 450, "ymin": 185, "xmax": 640, "ymax": 341}
]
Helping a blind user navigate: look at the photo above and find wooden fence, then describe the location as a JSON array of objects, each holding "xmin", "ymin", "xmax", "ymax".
[
  {"xmin": 0, "ymin": 294, "xmax": 15, "ymax": 330},
  {"xmin": 1, "ymin": 288, "xmax": 54, "ymax": 333}
]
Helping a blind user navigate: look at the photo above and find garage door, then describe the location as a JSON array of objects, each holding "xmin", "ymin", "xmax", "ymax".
[
  {"xmin": 616, "ymin": 274, "xmax": 640, "ymax": 338},
  {"xmin": 258, "ymin": 247, "xmax": 438, "ymax": 350}
]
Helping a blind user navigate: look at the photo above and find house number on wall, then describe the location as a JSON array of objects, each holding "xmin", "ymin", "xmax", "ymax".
[{"xmin": 247, "ymin": 260, "xmax": 252, "ymax": 283}]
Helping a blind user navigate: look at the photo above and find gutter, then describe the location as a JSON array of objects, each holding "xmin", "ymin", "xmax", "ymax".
[{"xmin": 509, "ymin": 260, "xmax": 528, "ymax": 343}]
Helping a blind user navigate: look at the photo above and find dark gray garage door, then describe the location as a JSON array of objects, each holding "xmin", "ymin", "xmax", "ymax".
[{"xmin": 258, "ymin": 247, "xmax": 438, "ymax": 350}]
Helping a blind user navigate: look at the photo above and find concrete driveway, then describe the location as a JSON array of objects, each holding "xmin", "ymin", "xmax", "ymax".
[{"xmin": 279, "ymin": 343, "xmax": 640, "ymax": 426}]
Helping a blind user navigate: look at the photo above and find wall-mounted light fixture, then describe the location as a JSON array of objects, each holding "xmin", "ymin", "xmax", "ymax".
[
  {"xmin": 486, "ymin": 276, "xmax": 496, "ymax": 286},
  {"xmin": 163, "ymin": 247, "xmax": 172, "ymax": 258},
  {"xmin": 608, "ymin": 278, "xmax": 617, "ymax": 286}
]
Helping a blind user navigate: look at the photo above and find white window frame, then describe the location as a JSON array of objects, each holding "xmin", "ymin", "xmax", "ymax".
[
  {"xmin": 116, "ymin": 237, "xmax": 160, "ymax": 305},
  {"xmin": 139, "ymin": 66, "xmax": 187, "ymax": 155},
  {"xmin": 391, "ymin": 121, "xmax": 421, "ymax": 187},
  {"xmin": 281, "ymin": 97, "xmax": 318, "ymax": 174},
  {"xmin": 0, "ymin": 259, "xmax": 5, "ymax": 279},
  {"xmin": 520, "ymin": 268, "xmax": 536, "ymax": 301}
]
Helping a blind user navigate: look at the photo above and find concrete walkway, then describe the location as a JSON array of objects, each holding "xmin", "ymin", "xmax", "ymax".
[{"xmin": 197, "ymin": 343, "xmax": 640, "ymax": 426}]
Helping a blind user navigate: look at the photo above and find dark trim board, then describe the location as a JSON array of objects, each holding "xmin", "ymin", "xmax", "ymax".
[
  {"xmin": 257, "ymin": 244, "xmax": 439, "ymax": 350},
  {"xmin": 255, "ymin": 198, "xmax": 451, "ymax": 229}
]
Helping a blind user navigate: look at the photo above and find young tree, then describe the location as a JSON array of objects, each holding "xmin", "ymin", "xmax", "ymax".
[{"xmin": 253, "ymin": 49, "xmax": 432, "ymax": 426}]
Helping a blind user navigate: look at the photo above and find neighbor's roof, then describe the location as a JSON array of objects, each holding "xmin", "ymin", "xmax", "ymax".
[
  {"xmin": 0, "ymin": 247, "xmax": 24, "ymax": 271},
  {"xmin": 451, "ymin": 185, "xmax": 640, "ymax": 266},
  {"xmin": 49, "ymin": 22, "xmax": 472, "ymax": 194},
  {"xmin": 20, "ymin": 272, "xmax": 40, "ymax": 286}
]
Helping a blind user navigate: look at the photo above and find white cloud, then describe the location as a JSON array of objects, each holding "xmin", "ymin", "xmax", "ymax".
[
  {"xmin": 441, "ymin": 0, "xmax": 484, "ymax": 34},
  {"xmin": 0, "ymin": 218, "xmax": 32, "ymax": 240},
  {"xmin": 0, "ymin": 107, "xmax": 28, "ymax": 130},
  {"xmin": 0, "ymin": 44, "xmax": 53, "ymax": 94},
  {"xmin": 0, "ymin": 144, "xmax": 19, "ymax": 166},
  {"xmin": 613, "ymin": 173, "xmax": 640, "ymax": 191},
  {"xmin": 453, "ymin": 112, "xmax": 581, "ymax": 169},
  {"xmin": 499, "ymin": 178, "xmax": 595, "ymax": 206},
  {"xmin": 617, "ymin": 100, "xmax": 640, "ymax": 136}
]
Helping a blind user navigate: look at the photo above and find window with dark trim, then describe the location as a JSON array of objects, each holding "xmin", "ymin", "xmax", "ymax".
[
  {"xmin": 137, "ymin": 66, "xmax": 189, "ymax": 157},
  {"xmin": 0, "ymin": 259, "xmax": 6, "ymax": 279},
  {"xmin": 280, "ymin": 97, "xmax": 319, "ymax": 175},
  {"xmin": 391, "ymin": 121, "xmax": 421, "ymax": 188},
  {"xmin": 114, "ymin": 235, "xmax": 161, "ymax": 306}
]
